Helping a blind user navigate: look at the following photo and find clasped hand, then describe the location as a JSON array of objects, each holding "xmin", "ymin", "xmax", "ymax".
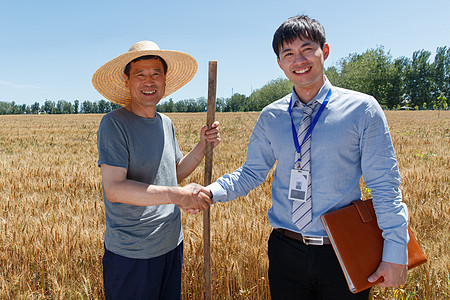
[{"xmin": 176, "ymin": 183, "xmax": 212, "ymax": 215}]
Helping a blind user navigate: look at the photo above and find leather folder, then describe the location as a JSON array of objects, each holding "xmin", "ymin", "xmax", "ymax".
[{"xmin": 320, "ymin": 198, "xmax": 427, "ymax": 293}]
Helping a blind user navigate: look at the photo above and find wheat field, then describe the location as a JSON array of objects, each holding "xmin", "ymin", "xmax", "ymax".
[{"xmin": 0, "ymin": 110, "xmax": 448, "ymax": 299}]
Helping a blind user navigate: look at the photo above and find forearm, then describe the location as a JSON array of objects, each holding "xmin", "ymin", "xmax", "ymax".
[
  {"xmin": 103, "ymin": 178, "xmax": 212, "ymax": 211},
  {"xmin": 104, "ymin": 178, "xmax": 180, "ymax": 206},
  {"xmin": 176, "ymin": 141, "xmax": 206, "ymax": 182},
  {"xmin": 208, "ymin": 164, "xmax": 268, "ymax": 203}
]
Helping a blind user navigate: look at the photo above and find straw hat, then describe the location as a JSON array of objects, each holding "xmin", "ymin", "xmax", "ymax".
[{"xmin": 92, "ymin": 41, "xmax": 197, "ymax": 106}]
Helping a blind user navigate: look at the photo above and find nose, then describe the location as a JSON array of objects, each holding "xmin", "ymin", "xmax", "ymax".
[
  {"xmin": 294, "ymin": 53, "xmax": 307, "ymax": 63},
  {"xmin": 143, "ymin": 74, "xmax": 155, "ymax": 85}
]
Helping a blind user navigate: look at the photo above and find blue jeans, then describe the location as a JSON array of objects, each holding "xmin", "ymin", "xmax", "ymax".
[{"xmin": 103, "ymin": 242, "xmax": 183, "ymax": 300}]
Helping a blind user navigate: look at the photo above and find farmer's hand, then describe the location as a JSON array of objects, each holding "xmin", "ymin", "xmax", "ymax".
[
  {"xmin": 200, "ymin": 121, "xmax": 221, "ymax": 148},
  {"xmin": 179, "ymin": 185, "xmax": 214, "ymax": 214},
  {"xmin": 368, "ymin": 261, "xmax": 407, "ymax": 287},
  {"xmin": 170, "ymin": 183, "xmax": 213, "ymax": 211}
]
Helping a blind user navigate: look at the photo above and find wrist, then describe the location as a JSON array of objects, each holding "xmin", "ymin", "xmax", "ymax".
[
  {"xmin": 166, "ymin": 186, "xmax": 181, "ymax": 205},
  {"xmin": 196, "ymin": 139, "xmax": 207, "ymax": 152},
  {"xmin": 192, "ymin": 141, "xmax": 207, "ymax": 160}
]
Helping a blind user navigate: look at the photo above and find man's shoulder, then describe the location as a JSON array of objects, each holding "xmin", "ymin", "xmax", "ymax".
[
  {"xmin": 101, "ymin": 107, "xmax": 127, "ymax": 121},
  {"xmin": 332, "ymin": 86, "xmax": 377, "ymax": 103},
  {"xmin": 330, "ymin": 86, "xmax": 385, "ymax": 119},
  {"xmin": 261, "ymin": 93, "xmax": 292, "ymax": 113}
]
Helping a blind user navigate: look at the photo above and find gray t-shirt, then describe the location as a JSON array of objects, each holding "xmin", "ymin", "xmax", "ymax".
[{"xmin": 97, "ymin": 107, "xmax": 183, "ymax": 259}]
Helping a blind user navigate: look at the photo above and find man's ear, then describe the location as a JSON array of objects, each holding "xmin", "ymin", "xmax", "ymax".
[
  {"xmin": 323, "ymin": 43, "xmax": 330, "ymax": 61},
  {"xmin": 123, "ymin": 74, "xmax": 129, "ymax": 88}
]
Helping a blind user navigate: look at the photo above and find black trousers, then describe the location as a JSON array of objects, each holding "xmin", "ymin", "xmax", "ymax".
[{"xmin": 268, "ymin": 229, "xmax": 370, "ymax": 300}]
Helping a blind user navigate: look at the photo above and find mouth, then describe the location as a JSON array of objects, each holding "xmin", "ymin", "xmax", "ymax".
[
  {"xmin": 141, "ymin": 90, "xmax": 156, "ymax": 95},
  {"xmin": 293, "ymin": 67, "xmax": 311, "ymax": 74}
]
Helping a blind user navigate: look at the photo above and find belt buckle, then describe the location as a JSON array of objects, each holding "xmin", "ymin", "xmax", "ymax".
[{"xmin": 302, "ymin": 236, "xmax": 324, "ymax": 246}]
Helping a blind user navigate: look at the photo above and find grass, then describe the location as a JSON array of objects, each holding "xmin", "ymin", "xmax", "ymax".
[{"xmin": 0, "ymin": 110, "xmax": 448, "ymax": 299}]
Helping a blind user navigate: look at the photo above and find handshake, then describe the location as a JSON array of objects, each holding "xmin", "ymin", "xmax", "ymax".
[{"xmin": 170, "ymin": 183, "xmax": 213, "ymax": 215}]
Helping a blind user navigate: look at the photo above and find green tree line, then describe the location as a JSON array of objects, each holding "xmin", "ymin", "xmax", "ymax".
[
  {"xmin": 0, "ymin": 99, "xmax": 122, "ymax": 115},
  {"xmin": 1, "ymin": 45, "xmax": 448, "ymax": 115},
  {"xmin": 326, "ymin": 46, "xmax": 449, "ymax": 110}
]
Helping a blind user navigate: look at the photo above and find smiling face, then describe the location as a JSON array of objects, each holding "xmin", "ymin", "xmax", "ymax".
[
  {"xmin": 124, "ymin": 58, "xmax": 166, "ymax": 117},
  {"xmin": 277, "ymin": 37, "xmax": 329, "ymax": 103}
]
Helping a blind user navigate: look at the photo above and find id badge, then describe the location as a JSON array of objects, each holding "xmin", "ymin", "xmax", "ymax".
[{"xmin": 288, "ymin": 169, "xmax": 309, "ymax": 202}]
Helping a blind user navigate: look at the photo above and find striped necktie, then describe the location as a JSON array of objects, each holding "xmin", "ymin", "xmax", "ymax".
[{"xmin": 292, "ymin": 100, "xmax": 318, "ymax": 231}]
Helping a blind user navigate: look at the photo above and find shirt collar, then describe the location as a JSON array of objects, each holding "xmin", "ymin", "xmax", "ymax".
[{"xmin": 290, "ymin": 77, "xmax": 333, "ymax": 110}]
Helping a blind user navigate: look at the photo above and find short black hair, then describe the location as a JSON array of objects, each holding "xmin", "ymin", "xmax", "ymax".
[
  {"xmin": 272, "ymin": 15, "xmax": 326, "ymax": 58},
  {"xmin": 123, "ymin": 55, "xmax": 168, "ymax": 77}
]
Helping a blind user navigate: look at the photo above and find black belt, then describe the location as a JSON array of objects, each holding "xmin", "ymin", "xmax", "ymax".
[{"xmin": 275, "ymin": 228, "xmax": 331, "ymax": 245}]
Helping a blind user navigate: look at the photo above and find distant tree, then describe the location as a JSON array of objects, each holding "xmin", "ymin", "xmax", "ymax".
[
  {"xmin": 74, "ymin": 100, "xmax": 79, "ymax": 114},
  {"xmin": 43, "ymin": 100, "xmax": 55, "ymax": 114},
  {"xmin": 0, "ymin": 102, "xmax": 9, "ymax": 114},
  {"xmin": 166, "ymin": 98, "xmax": 175, "ymax": 112},
  {"xmin": 56, "ymin": 100, "xmax": 63, "ymax": 114},
  {"xmin": 98, "ymin": 99, "xmax": 111, "ymax": 114},
  {"xmin": 56, "ymin": 100, "xmax": 74, "ymax": 114},
  {"xmin": 81, "ymin": 100, "xmax": 93, "ymax": 113},
  {"xmin": 31, "ymin": 102, "xmax": 40, "ymax": 114},
  {"xmin": 403, "ymin": 50, "xmax": 433, "ymax": 107},
  {"xmin": 249, "ymin": 78, "xmax": 292, "ymax": 111},
  {"xmin": 156, "ymin": 102, "xmax": 166, "ymax": 112},
  {"xmin": 326, "ymin": 47, "xmax": 396, "ymax": 107},
  {"xmin": 196, "ymin": 97, "xmax": 207, "ymax": 112},
  {"xmin": 216, "ymin": 97, "xmax": 226, "ymax": 112},
  {"xmin": 432, "ymin": 46, "xmax": 450, "ymax": 99},
  {"xmin": 0, "ymin": 101, "xmax": 22, "ymax": 114},
  {"xmin": 224, "ymin": 93, "xmax": 247, "ymax": 112},
  {"xmin": 174, "ymin": 100, "xmax": 188, "ymax": 112},
  {"xmin": 325, "ymin": 66, "xmax": 341, "ymax": 86},
  {"xmin": 10, "ymin": 101, "xmax": 19, "ymax": 114},
  {"xmin": 385, "ymin": 57, "xmax": 407, "ymax": 109},
  {"xmin": 184, "ymin": 99, "xmax": 197, "ymax": 112}
]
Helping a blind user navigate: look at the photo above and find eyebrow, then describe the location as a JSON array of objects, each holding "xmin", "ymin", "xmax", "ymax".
[{"xmin": 133, "ymin": 67, "xmax": 163, "ymax": 74}]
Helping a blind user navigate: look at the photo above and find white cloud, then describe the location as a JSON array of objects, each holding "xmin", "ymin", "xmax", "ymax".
[{"xmin": 0, "ymin": 80, "xmax": 42, "ymax": 90}]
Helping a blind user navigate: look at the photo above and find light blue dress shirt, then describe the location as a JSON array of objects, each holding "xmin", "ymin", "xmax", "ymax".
[{"xmin": 208, "ymin": 79, "xmax": 409, "ymax": 265}]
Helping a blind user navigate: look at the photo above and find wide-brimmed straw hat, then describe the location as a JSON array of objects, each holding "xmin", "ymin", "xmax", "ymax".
[{"xmin": 92, "ymin": 41, "xmax": 197, "ymax": 106}]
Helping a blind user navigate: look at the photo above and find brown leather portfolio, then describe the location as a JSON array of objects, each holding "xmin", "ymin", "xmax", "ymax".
[{"xmin": 320, "ymin": 198, "xmax": 427, "ymax": 293}]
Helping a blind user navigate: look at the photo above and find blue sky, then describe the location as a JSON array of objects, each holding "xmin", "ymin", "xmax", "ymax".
[{"xmin": 0, "ymin": 0, "xmax": 449, "ymax": 106}]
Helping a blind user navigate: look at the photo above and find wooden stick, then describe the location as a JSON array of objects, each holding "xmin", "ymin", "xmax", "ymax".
[{"xmin": 203, "ymin": 61, "xmax": 217, "ymax": 300}]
